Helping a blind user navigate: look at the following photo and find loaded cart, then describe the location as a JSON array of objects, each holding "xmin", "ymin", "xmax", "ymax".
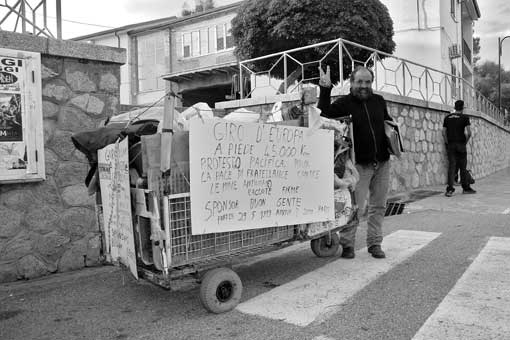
[{"xmin": 73, "ymin": 90, "xmax": 359, "ymax": 314}]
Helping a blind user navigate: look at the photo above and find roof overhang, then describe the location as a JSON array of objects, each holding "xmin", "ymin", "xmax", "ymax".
[
  {"xmin": 72, "ymin": 16, "xmax": 177, "ymax": 41},
  {"xmin": 163, "ymin": 62, "xmax": 239, "ymax": 83},
  {"xmin": 72, "ymin": 2, "xmax": 242, "ymax": 41}
]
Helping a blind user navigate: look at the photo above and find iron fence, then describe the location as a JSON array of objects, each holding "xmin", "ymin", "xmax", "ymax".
[
  {"xmin": 239, "ymin": 38, "xmax": 504, "ymax": 124},
  {"xmin": 0, "ymin": 0, "xmax": 61, "ymax": 39}
]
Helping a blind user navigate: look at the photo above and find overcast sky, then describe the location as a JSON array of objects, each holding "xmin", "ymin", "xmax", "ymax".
[{"xmin": 59, "ymin": 0, "xmax": 510, "ymax": 68}]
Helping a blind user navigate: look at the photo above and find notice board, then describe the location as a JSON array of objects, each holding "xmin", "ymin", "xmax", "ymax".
[
  {"xmin": 189, "ymin": 118, "xmax": 334, "ymax": 234},
  {"xmin": 0, "ymin": 48, "xmax": 44, "ymax": 183},
  {"xmin": 98, "ymin": 138, "xmax": 138, "ymax": 278}
]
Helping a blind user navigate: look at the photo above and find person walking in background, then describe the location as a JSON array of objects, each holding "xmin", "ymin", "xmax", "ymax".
[
  {"xmin": 443, "ymin": 100, "xmax": 476, "ymax": 197},
  {"xmin": 317, "ymin": 65, "xmax": 391, "ymax": 259}
]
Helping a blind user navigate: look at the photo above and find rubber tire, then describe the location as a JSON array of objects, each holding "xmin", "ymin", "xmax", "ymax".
[
  {"xmin": 310, "ymin": 233, "xmax": 340, "ymax": 257},
  {"xmin": 199, "ymin": 267, "xmax": 243, "ymax": 313}
]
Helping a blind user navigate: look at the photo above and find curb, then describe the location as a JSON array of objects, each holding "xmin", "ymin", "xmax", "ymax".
[{"xmin": 0, "ymin": 265, "xmax": 120, "ymax": 297}]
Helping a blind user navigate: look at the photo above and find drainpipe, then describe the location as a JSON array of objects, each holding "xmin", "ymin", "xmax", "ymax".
[{"xmin": 114, "ymin": 31, "xmax": 121, "ymax": 48}]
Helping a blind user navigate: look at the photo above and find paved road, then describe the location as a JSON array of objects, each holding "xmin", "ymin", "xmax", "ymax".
[{"xmin": 1, "ymin": 168, "xmax": 509, "ymax": 340}]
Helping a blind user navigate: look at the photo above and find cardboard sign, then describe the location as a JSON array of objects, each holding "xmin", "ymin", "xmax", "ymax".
[
  {"xmin": 98, "ymin": 138, "xmax": 138, "ymax": 278},
  {"xmin": 189, "ymin": 118, "xmax": 335, "ymax": 234}
]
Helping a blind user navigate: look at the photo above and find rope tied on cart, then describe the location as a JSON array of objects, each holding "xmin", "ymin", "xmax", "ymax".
[{"xmin": 125, "ymin": 90, "xmax": 183, "ymax": 128}]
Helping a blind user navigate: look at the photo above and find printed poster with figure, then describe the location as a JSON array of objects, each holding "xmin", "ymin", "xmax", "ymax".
[
  {"xmin": 0, "ymin": 55, "xmax": 26, "ymax": 172},
  {"xmin": 97, "ymin": 138, "xmax": 138, "ymax": 279}
]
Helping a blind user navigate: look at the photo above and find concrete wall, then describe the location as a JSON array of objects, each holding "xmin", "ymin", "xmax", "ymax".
[
  {"xmin": 215, "ymin": 92, "xmax": 510, "ymax": 194},
  {"xmin": 0, "ymin": 31, "xmax": 125, "ymax": 283}
]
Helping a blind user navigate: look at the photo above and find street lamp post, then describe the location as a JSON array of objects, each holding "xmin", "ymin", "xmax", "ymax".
[{"xmin": 498, "ymin": 36, "xmax": 510, "ymax": 112}]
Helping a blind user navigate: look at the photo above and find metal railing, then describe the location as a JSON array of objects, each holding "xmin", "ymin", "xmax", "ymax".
[
  {"xmin": 0, "ymin": 0, "xmax": 61, "ymax": 39},
  {"xmin": 238, "ymin": 37, "xmax": 504, "ymax": 124}
]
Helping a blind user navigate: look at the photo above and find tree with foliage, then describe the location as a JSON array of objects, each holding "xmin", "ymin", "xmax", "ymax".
[
  {"xmin": 474, "ymin": 60, "xmax": 510, "ymax": 111},
  {"xmin": 473, "ymin": 36, "xmax": 480, "ymax": 65},
  {"xmin": 473, "ymin": 37, "xmax": 510, "ymax": 119},
  {"xmin": 181, "ymin": 1, "xmax": 192, "ymax": 16},
  {"xmin": 181, "ymin": 0, "xmax": 215, "ymax": 17},
  {"xmin": 231, "ymin": 0, "xmax": 396, "ymax": 84}
]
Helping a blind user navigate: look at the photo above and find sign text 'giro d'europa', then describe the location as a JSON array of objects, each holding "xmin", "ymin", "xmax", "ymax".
[{"xmin": 190, "ymin": 118, "xmax": 334, "ymax": 234}]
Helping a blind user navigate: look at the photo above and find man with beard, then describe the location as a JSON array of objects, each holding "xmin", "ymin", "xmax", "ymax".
[{"xmin": 317, "ymin": 65, "xmax": 392, "ymax": 259}]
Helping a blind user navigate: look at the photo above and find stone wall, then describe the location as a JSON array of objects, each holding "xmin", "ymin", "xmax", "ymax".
[
  {"xmin": 0, "ymin": 32, "xmax": 125, "ymax": 283},
  {"xmin": 216, "ymin": 91, "xmax": 510, "ymax": 194},
  {"xmin": 386, "ymin": 94, "xmax": 510, "ymax": 193}
]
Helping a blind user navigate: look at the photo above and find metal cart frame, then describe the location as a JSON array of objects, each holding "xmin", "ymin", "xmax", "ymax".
[{"xmin": 128, "ymin": 114, "xmax": 358, "ymax": 313}]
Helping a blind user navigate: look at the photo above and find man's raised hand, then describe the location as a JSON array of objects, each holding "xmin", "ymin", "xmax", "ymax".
[{"xmin": 318, "ymin": 65, "xmax": 332, "ymax": 88}]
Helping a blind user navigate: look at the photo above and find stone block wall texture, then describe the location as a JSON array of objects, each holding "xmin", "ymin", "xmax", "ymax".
[
  {"xmin": 0, "ymin": 54, "xmax": 122, "ymax": 283},
  {"xmin": 386, "ymin": 101, "xmax": 510, "ymax": 193},
  {"xmin": 217, "ymin": 93, "xmax": 510, "ymax": 195}
]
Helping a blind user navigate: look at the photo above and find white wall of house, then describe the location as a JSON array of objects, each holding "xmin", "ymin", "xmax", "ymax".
[
  {"xmin": 439, "ymin": 0, "xmax": 461, "ymax": 78},
  {"xmin": 381, "ymin": 0, "xmax": 475, "ymax": 81}
]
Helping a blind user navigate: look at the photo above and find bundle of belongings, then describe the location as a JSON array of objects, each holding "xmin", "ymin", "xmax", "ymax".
[
  {"xmin": 324, "ymin": 117, "xmax": 359, "ymax": 228},
  {"xmin": 71, "ymin": 117, "xmax": 159, "ymax": 197},
  {"xmin": 300, "ymin": 115, "xmax": 359, "ymax": 238},
  {"xmin": 71, "ymin": 102, "xmax": 265, "ymax": 198}
]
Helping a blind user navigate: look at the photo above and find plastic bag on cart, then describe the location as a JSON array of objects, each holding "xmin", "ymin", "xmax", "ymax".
[
  {"xmin": 178, "ymin": 102, "xmax": 215, "ymax": 130},
  {"xmin": 223, "ymin": 107, "xmax": 260, "ymax": 122}
]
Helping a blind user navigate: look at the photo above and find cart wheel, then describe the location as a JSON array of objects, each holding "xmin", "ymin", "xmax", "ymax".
[
  {"xmin": 199, "ymin": 267, "xmax": 243, "ymax": 313},
  {"xmin": 311, "ymin": 233, "xmax": 340, "ymax": 257}
]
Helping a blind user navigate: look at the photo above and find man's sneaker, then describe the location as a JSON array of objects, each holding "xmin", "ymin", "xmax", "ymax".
[
  {"xmin": 368, "ymin": 245, "xmax": 386, "ymax": 259},
  {"xmin": 340, "ymin": 247, "xmax": 355, "ymax": 259},
  {"xmin": 445, "ymin": 189, "xmax": 454, "ymax": 197},
  {"xmin": 463, "ymin": 188, "xmax": 477, "ymax": 194}
]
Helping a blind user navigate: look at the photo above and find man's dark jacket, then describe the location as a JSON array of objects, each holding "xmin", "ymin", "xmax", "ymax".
[{"xmin": 317, "ymin": 86, "xmax": 391, "ymax": 165}]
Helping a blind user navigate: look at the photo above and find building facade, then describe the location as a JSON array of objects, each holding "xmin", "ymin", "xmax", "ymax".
[
  {"xmin": 381, "ymin": 0, "xmax": 480, "ymax": 84},
  {"xmin": 164, "ymin": 5, "xmax": 239, "ymax": 107},
  {"xmin": 74, "ymin": 0, "xmax": 480, "ymax": 107},
  {"xmin": 73, "ymin": 3, "xmax": 241, "ymax": 108}
]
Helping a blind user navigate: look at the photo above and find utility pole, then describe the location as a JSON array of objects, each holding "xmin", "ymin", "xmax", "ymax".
[{"xmin": 498, "ymin": 36, "xmax": 510, "ymax": 112}]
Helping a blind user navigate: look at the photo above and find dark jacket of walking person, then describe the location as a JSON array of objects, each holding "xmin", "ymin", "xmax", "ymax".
[
  {"xmin": 442, "ymin": 100, "xmax": 476, "ymax": 196},
  {"xmin": 317, "ymin": 65, "xmax": 390, "ymax": 259}
]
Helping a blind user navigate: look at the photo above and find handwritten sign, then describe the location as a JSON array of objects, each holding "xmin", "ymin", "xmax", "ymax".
[
  {"xmin": 189, "ymin": 118, "xmax": 334, "ymax": 234},
  {"xmin": 98, "ymin": 138, "xmax": 138, "ymax": 279}
]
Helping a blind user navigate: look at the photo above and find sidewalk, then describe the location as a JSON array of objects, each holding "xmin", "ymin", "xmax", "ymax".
[{"xmin": 404, "ymin": 167, "xmax": 510, "ymax": 215}]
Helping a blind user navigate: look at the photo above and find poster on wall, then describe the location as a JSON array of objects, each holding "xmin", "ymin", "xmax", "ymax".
[
  {"xmin": 0, "ymin": 55, "xmax": 26, "ymax": 172},
  {"xmin": 189, "ymin": 118, "xmax": 335, "ymax": 235},
  {"xmin": 98, "ymin": 138, "xmax": 138, "ymax": 279},
  {"xmin": 0, "ymin": 93, "xmax": 23, "ymax": 142}
]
